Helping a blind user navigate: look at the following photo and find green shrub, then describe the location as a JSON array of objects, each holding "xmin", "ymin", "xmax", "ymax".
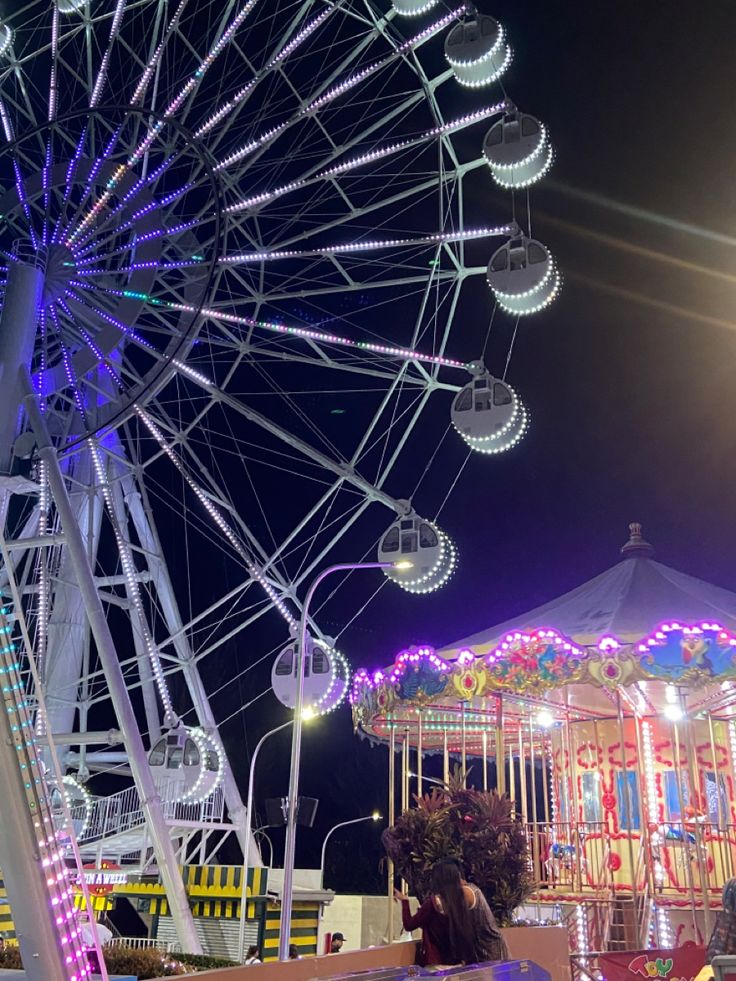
[
  {"xmin": 0, "ymin": 947, "xmax": 22, "ymax": 970},
  {"xmin": 382, "ymin": 768, "xmax": 534, "ymax": 926},
  {"xmin": 0, "ymin": 942, "xmax": 238, "ymax": 977},
  {"xmin": 176, "ymin": 952, "xmax": 238, "ymax": 970},
  {"xmin": 101, "ymin": 946, "xmax": 188, "ymax": 977}
]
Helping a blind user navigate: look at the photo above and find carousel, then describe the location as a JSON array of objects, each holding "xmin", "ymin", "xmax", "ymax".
[{"xmin": 351, "ymin": 525, "xmax": 736, "ymax": 957}]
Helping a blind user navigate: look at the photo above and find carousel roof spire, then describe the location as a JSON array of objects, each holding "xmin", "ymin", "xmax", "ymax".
[{"xmin": 620, "ymin": 522, "xmax": 654, "ymax": 559}]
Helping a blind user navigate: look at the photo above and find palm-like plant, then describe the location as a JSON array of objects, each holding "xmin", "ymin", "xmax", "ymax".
[{"xmin": 382, "ymin": 769, "xmax": 533, "ymax": 925}]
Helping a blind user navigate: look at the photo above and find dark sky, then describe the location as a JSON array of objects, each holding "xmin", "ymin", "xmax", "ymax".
[{"xmin": 206, "ymin": 0, "xmax": 736, "ymax": 892}]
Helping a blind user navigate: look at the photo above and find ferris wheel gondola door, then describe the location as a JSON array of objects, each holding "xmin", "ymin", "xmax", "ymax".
[{"xmin": 271, "ymin": 638, "xmax": 335, "ymax": 710}]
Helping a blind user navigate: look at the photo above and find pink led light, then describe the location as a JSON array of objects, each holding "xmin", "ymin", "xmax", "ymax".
[{"xmin": 488, "ymin": 627, "xmax": 581, "ymax": 663}]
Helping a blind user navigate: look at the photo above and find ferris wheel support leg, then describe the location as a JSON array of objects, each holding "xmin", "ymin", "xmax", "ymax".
[
  {"xmin": 0, "ymin": 517, "xmax": 72, "ymax": 981},
  {"xmin": 44, "ymin": 450, "xmax": 104, "ymax": 764},
  {"xmin": 0, "ymin": 259, "xmax": 44, "ymax": 473},
  {"xmin": 120, "ymin": 470, "xmax": 258, "ymax": 861},
  {"xmin": 20, "ymin": 376, "xmax": 203, "ymax": 956},
  {"xmin": 109, "ymin": 479, "xmax": 162, "ymax": 744}
]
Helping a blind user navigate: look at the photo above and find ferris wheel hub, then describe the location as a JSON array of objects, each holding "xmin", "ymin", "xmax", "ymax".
[{"xmin": 41, "ymin": 244, "xmax": 76, "ymax": 306}]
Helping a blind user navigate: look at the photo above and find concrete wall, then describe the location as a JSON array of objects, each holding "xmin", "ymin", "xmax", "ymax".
[
  {"xmin": 319, "ymin": 895, "xmax": 404, "ymax": 954},
  {"xmin": 182, "ymin": 928, "xmax": 571, "ymax": 981}
]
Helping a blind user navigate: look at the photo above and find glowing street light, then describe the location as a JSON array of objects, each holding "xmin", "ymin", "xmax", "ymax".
[
  {"xmin": 320, "ymin": 812, "xmax": 382, "ymax": 888},
  {"xmin": 278, "ymin": 560, "xmax": 406, "ymax": 960}
]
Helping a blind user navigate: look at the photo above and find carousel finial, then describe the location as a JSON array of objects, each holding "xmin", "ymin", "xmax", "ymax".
[{"xmin": 620, "ymin": 522, "xmax": 654, "ymax": 559}]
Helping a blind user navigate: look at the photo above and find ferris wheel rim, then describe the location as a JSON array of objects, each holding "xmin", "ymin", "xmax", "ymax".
[{"xmin": 0, "ymin": 102, "xmax": 225, "ymax": 452}]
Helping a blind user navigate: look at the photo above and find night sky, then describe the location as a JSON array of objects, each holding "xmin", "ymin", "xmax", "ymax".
[{"xmin": 177, "ymin": 0, "xmax": 736, "ymax": 894}]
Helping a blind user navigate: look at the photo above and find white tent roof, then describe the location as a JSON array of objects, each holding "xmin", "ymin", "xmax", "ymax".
[{"xmin": 441, "ymin": 525, "xmax": 736, "ymax": 656}]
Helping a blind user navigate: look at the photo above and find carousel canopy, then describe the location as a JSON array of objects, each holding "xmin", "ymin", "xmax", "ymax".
[
  {"xmin": 441, "ymin": 523, "xmax": 736, "ymax": 656},
  {"xmin": 349, "ymin": 524, "xmax": 736, "ymax": 750}
]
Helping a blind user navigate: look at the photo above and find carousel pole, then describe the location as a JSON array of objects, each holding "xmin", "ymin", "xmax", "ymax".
[
  {"xmin": 707, "ymin": 713, "xmax": 732, "ymax": 881},
  {"xmin": 417, "ymin": 710, "xmax": 423, "ymax": 797},
  {"xmin": 509, "ymin": 726, "xmax": 516, "ymax": 810},
  {"xmin": 564, "ymin": 711, "xmax": 582, "ymax": 892},
  {"xmin": 518, "ymin": 726, "xmax": 528, "ymax": 823},
  {"xmin": 401, "ymin": 729, "xmax": 409, "ymax": 895},
  {"xmin": 632, "ymin": 714, "xmax": 656, "ymax": 903},
  {"xmin": 616, "ymin": 692, "xmax": 641, "ymax": 946},
  {"xmin": 461, "ymin": 702, "xmax": 467, "ymax": 777},
  {"xmin": 683, "ymin": 699, "xmax": 712, "ymax": 939},
  {"xmin": 496, "ymin": 696, "xmax": 506, "ymax": 794},
  {"xmin": 541, "ymin": 734, "xmax": 550, "ymax": 824},
  {"xmin": 482, "ymin": 730, "xmax": 488, "ymax": 791},
  {"xmin": 529, "ymin": 713, "xmax": 541, "ymax": 906},
  {"xmin": 443, "ymin": 728, "xmax": 449, "ymax": 785},
  {"xmin": 387, "ymin": 724, "xmax": 396, "ymax": 942},
  {"xmin": 706, "ymin": 713, "xmax": 726, "ymax": 831},
  {"xmin": 592, "ymin": 718, "xmax": 604, "ymax": 882},
  {"xmin": 671, "ymin": 718, "xmax": 699, "ymax": 939}
]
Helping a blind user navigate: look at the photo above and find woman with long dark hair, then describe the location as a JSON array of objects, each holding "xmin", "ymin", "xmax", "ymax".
[{"xmin": 395, "ymin": 859, "xmax": 505, "ymax": 966}]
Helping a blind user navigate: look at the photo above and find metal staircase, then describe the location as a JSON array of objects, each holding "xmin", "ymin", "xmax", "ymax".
[{"xmin": 73, "ymin": 783, "xmax": 232, "ymax": 865}]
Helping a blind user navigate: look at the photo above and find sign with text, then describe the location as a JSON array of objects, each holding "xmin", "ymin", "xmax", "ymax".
[{"xmin": 599, "ymin": 946, "xmax": 706, "ymax": 981}]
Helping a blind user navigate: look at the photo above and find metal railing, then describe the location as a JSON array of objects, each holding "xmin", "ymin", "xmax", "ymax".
[
  {"xmin": 525, "ymin": 818, "xmax": 736, "ymax": 897},
  {"xmin": 106, "ymin": 936, "xmax": 181, "ymax": 953},
  {"xmin": 74, "ymin": 783, "xmax": 225, "ymax": 844}
]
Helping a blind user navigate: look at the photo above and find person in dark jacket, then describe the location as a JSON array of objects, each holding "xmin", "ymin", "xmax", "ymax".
[{"xmin": 395, "ymin": 860, "xmax": 508, "ymax": 967}]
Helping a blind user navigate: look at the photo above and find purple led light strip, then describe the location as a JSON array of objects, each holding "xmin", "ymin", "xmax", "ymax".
[
  {"xmin": 72, "ymin": 154, "xmax": 185, "ymax": 255},
  {"xmin": 90, "ymin": 0, "xmax": 128, "ymax": 108},
  {"xmin": 50, "ymin": 298, "xmax": 295, "ymax": 628},
  {"xmin": 89, "ymin": 283, "xmax": 466, "ymax": 369},
  {"xmin": 66, "ymin": 0, "xmax": 262, "ymax": 245}
]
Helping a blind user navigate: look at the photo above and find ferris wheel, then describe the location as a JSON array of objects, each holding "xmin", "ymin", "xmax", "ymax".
[{"xmin": 0, "ymin": 0, "xmax": 557, "ymax": 956}]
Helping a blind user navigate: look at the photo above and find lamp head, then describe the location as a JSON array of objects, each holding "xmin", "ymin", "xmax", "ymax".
[
  {"xmin": 663, "ymin": 703, "xmax": 684, "ymax": 722},
  {"xmin": 301, "ymin": 706, "xmax": 316, "ymax": 722},
  {"xmin": 371, "ymin": 811, "xmax": 381, "ymax": 821},
  {"xmin": 393, "ymin": 560, "xmax": 414, "ymax": 571}
]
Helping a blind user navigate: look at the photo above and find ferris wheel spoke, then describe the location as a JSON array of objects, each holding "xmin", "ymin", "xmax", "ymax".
[
  {"xmin": 176, "ymin": 367, "xmax": 412, "ymax": 510},
  {"xmin": 202, "ymin": 0, "xmax": 384, "ymax": 158},
  {"xmin": 89, "ymin": 0, "xmax": 130, "ymax": 109},
  {"xmin": 131, "ymin": 402, "xmax": 299, "ymax": 625},
  {"xmin": 220, "ymin": 224, "xmax": 512, "ymax": 268},
  {"xmin": 211, "ymin": 7, "xmax": 460, "ymax": 174},
  {"xmin": 193, "ymin": 0, "xmax": 342, "ymax": 142},
  {"xmin": 227, "ymin": 166, "xmax": 473, "ymax": 255},
  {"xmin": 226, "ymin": 101, "xmax": 506, "ymax": 216}
]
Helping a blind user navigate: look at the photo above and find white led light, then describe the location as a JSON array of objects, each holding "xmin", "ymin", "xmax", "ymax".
[
  {"xmin": 0, "ymin": 21, "xmax": 14, "ymax": 57},
  {"xmin": 445, "ymin": 17, "xmax": 512, "ymax": 88},
  {"xmin": 214, "ymin": 8, "xmax": 466, "ymax": 170},
  {"xmin": 57, "ymin": 0, "xmax": 87, "ymax": 13},
  {"xmin": 379, "ymin": 517, "xmax": 458, "ymax": 594},
  {"xmin": 663, "ymin": 702, "xmax": 683, "ymax": 722}
]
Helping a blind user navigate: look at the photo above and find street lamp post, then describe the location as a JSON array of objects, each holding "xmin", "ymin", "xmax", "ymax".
[
  {"xmin": 238, "ymin": 719, "xmax": 293, "ymax": 961},
  {"xmin": 320, "ymin": 813, "xmax": 381, "ymax": 889},
  {"xmin": 278, "ymin": 561, "xmax": 403, "ymax": 960}
]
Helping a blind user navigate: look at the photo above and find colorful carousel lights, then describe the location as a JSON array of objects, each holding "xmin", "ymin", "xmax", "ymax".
[
  {"xmin": 349, "ymin": 647, "xmax": 449, "ymax": 704},
  {"xmin": 488, "ymin": 628, "xmax": 583, "ymax": 661}
]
